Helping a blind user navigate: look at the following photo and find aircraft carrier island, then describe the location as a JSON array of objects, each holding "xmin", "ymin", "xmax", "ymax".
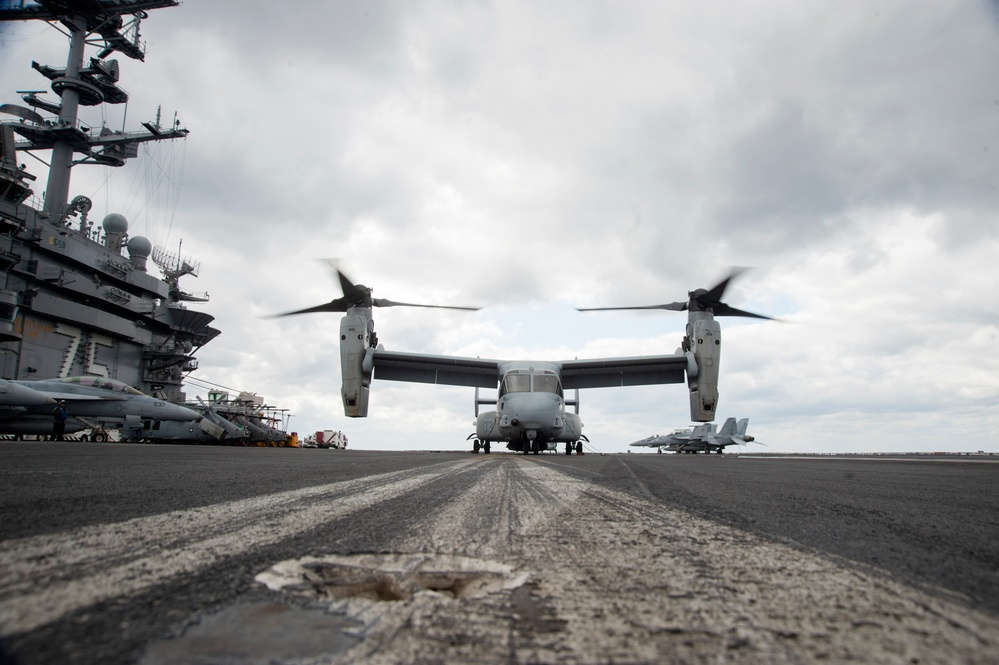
[{"xmin": 0, "ymin": 1, "xmax": 289, "ymax": 445}]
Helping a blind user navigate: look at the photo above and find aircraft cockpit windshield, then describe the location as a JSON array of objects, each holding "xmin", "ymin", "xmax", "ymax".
[
  {"xmin": 501, "ymin": 374, "xmax": 531, "ymax": 396},
  {"xmin": 500, "ymin": 371, "xmax": 563, "ymax": 398},
  {"xmin": 533, "ymin": 374, "xmax": 563, "ymax": 397},
  {"xmin": 58, "ymin": 376, "xmax": 145, "ymax": 396}
]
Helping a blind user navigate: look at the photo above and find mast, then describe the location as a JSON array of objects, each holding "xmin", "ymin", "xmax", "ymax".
[{"xmin": 0, "ymin": 0, "xmax": 188, "ymax": 218}]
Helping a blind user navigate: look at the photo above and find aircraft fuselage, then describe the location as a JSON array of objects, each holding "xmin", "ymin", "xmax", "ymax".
[
  {"xmin": 0, "ymin": 377, "xmax": 201, "ymax": 425},
  {"xmin": 475, "ymin": 362, "xmax": 583, "ymax": 453}
]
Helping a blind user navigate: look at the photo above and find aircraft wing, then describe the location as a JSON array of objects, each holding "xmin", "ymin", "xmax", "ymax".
[
  {"xmin": 558, "ymin": 354, "xmax": 687, "ymax": 389},
  {"xmin": 372, "ymin": 350, "xmax": 501, "ymax": 388}
]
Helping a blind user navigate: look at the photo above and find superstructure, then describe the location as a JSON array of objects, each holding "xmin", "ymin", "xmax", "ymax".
[{"xmin": 0, "ymin": 1, "xmax": 218, "ymax": 403}]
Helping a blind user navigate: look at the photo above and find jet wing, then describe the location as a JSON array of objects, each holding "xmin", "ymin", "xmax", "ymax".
[
  {"xmin": 558, "ymin": 354, "xmax": 687, "ymax": 389},
  {"xmin": 372, "ymin": 350, "xmax": 500, "ymax": 388}
]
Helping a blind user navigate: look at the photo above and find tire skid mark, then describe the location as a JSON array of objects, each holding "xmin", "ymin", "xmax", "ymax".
[
  {"xmin": 392, "ymin": 457, "xmax": 581, "ymax": 559},
  {"xmin": 539, "ymin": 468, "xmax": 999, "ymax": 663},
  {"xmin": 324, "ymin": 458, "xmax": 999, "ymax": 664},
  {"xmin": 1, "ymin": 461, "xmax": 466, "ymax": 580},
  {"xmin": 0, "ymin": 458, "xmax": 487, "ymax": 637}
]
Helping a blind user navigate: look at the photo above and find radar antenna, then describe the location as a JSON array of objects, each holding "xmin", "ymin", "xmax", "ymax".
[
  {"xmin": 152, "ymin": 244, "xmax": 200, "ymax": 281},
  {"xmin": 152, "ymin": 243, "xmax": 203, "ymax": 303}
]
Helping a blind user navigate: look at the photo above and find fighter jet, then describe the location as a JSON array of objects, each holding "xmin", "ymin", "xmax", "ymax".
[
  {"xmin": 0, "ymin": 376, "xmax": 202, "ymax": 436},
  {"xmin": 630, "ymin": 417, "xmax": 758, "ymax": 454}
]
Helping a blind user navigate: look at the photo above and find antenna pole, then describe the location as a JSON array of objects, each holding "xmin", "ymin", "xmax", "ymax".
[{"xmin": 43, "ymin": 14, "xmax": 88, "ymax": 218}]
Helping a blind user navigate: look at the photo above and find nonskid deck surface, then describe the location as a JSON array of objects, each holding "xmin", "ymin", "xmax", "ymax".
[{"xmin": 1, "ymin": 445, "xmax": 996, "ymax": 664}]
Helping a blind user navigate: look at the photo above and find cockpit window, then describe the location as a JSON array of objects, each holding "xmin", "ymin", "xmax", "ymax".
[
  {"xmin": 502, "ymin": 374, "xmax": 531, "ymax": 394},
  {"xmin": 59, "ymin": 376, "xmax": 145, "ymax": 396},
  {"xmin": 533, "ymin": 374, "xmax": 563, "ymax": 396}
]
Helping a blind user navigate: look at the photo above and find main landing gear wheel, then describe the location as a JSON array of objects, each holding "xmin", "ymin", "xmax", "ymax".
[
  {"xmin": 473, "ymin": 440, "xmax": 481, "ymax": 453},
  {"xmin": 565, "ymin": 442, "xmax": 573, "ymax": 456},
  {"xmin": 532, "ymin": 439, "xmax": 541, "ymax": 455},
  {"xmin": 483, "ymin": 441, "xmax": 490, "ymax": 454}
]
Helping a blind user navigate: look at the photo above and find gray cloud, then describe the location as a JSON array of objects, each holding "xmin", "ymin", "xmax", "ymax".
[{"xmin": 4, "ymin": 1, "xmax": 997, "ymax": 452}]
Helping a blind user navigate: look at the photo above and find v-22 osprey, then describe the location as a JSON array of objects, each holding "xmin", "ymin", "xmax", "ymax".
[{"xmin": 272, "ymin": 263, "xmax": 773, "ymax": 455}]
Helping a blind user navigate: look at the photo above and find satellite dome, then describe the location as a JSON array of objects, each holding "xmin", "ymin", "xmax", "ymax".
[
  {"xmin": 102, "ymin": 213, "xmax": 128, "ymax": 234},
  {"xmin": 126, "ymin": 235, "xmax": 152, "ymax": 258},
  {"xmin": 101, "ymin": 212, "xmax": 128, "ymax": 233}
]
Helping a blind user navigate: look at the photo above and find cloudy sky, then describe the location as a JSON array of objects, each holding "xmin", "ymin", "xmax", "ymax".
[{"xmin": 2, "ymin": 1, "xmax": 998, "ymax": 453}]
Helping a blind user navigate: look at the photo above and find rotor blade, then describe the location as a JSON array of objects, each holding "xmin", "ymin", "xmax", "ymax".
[
  {"xmin": 701, "ymin": 267, "xmax": 749, "ymax": 304},
  {"xmin": 576, "ymin": 302, "xmax": 687, "ymax": 312},
  {"xmin": 711, "ymin": 304, "xmax": 776, "ymax": 320},
  {"xmin": 338, "ymin": 271, "xmax": 368, "ymax": 301},
  {"xmin": 274, "ymin": 259, "xmax": 480, "ymax": 313},
  {"xmin": 373, "ymin": 298, "xmax": 480, "ymax": 311},
  {"xmin": 266, "ymin": 297, "xmax": 352, "ymax": 318},
  {"xmin": 319, "ymin": 259, "xmax": 369, "ymax": 302}
]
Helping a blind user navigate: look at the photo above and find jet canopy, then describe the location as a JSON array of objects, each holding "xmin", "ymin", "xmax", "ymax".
[{"xmin": 54, "ymin": 376, "xmax": 145, "ymax": 396}]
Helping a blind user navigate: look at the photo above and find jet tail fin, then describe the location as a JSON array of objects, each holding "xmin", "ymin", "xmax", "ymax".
[
  {"xmin": 736, "ymin": 418, "xmax": 749, "ymax": 437},
  {"xmin": 718, "ymin": 417, "xmax": 737, "ymax": 436}
]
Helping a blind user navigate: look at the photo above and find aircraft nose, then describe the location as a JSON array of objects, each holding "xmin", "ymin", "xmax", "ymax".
[
  {"xmin": 506, "ymin": 393, "xmax": 560, "ymax": 427},
  {"xmin": 161, "ymin": 402, "xmax": 202, "ymax": 421},
  {"xmin": 0, "ymin": 380, "xmax": 56, "ymax": 407}
]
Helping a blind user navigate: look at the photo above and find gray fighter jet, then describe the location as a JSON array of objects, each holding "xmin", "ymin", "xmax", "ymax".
[
  {"xmin": 0, "ymin": 376, "xmax": 201, "ymax": 436},
  {"xmin": 630, "ymin": 417, "xmax": 758, "ymax": 454}
]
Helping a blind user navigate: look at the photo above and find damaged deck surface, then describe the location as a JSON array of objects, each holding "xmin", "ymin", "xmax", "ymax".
[{"xmin": 1, "ymin": 444, "xmax": 998, "ymax": 664}]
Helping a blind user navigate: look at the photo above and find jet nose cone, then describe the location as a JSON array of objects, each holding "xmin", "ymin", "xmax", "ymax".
[
  {"xmin": 0, "ymin": 380, "xmax": 56, "ymax": 407},
  {"xmin": 160, "ymin": 402, "xmax": 202, "ymax": 421}
]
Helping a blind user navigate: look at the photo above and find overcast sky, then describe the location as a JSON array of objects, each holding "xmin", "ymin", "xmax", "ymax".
[{"xmin": 2, "ymin": 1, "xmax": 998, "ymax": 453}]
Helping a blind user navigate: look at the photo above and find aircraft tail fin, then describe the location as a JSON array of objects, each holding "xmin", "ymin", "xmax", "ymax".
[
  {"xmin": 718, "ymin": 417, "xmax": 737, "ymax": 436},
  {"xmin": 736, "ymin": 418, "xmax": 749, "ymax": 437}
]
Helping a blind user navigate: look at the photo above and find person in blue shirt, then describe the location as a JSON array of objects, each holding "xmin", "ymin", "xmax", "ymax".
[{"xmin": 51, "ymin": 400, "xmax": 69, "ymax": 441}]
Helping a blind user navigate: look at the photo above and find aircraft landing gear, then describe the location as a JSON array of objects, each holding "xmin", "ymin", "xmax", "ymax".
[
  {"xmin": 565, "ymin": 441, "xmax": 573, "ymax": 456},
  {"xmin": 483, "ymin": 441, "xmax": 490, "ymax": 454},
  {"xmin": 473, "ymin": 440, "xmax": 481, "ymax": 453},
  {"xmin": 532, "ymin": 439, "xmax": 541, "ymax": 455}
]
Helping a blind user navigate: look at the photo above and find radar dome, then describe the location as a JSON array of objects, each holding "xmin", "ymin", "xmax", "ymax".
[
  {"xmin": 126, "ymin": 235, "xmax": 152, "ymax": 258},
  {"xmin": 126, "ymin": 235, "xmax": 152, "ymax": 271},
  {"xmin": 102, "ymin": 213, "xmax": 128, "ymax": 234}
]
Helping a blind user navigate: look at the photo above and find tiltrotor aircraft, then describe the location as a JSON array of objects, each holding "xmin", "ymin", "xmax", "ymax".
[
  {"xmin": 630, "ymin": 417, "xmax": 758, "ymax": 454},
  {"xmin": 273, "ymin": 263, "xmax": 772, "ymax": 454}
]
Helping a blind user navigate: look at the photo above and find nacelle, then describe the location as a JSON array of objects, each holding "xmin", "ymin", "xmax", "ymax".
[
  {"xmin": 340, "ymin": 311, "xmax": 372, "ymax": 417},
  {"xmin": 686, "ymin": 316, "xmax": 720, "ymax": 422}
]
